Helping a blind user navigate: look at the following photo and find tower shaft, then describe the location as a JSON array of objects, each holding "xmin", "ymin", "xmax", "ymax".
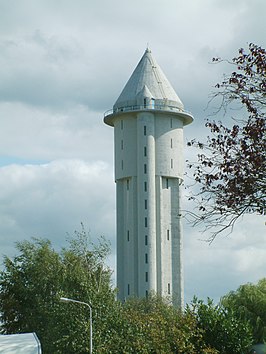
[{"xmin": 113, "ymin": 110, "xmax": 185, "ymax": 306}]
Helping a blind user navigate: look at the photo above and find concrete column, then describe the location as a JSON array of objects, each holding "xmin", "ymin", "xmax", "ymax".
[
  {"xmin": 116, "ymin": 179, "xmax": 124, "ymax": 300},
  {"xmin": 171, "ymin": 178, "xmax": 184, "ymax": 308},
  {"xmin": 137, "ymin": 112, "xmax": 156, "ymax": 296}
]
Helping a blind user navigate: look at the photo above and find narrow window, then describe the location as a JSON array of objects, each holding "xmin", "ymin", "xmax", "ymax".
[
  {"xmin": 121, "ymin": 160, "xmax": 124, "ymax": 170},
  {"xmin": 127, "ymin": 230, "xmax": 130, "ymax": 241},
  {"xmin": 145, "ymin": 253, "xmax": 148, "ymax": 264},
  {"xmin": 146, "ymin": 290, "xmax": 148, "ymax": 298},
  {"xmin": 168, "ymin": 283, "xmax": 171, "ymax": 294},
  {"xmin": 145, "ymin": 199, "xmax": 147, "ymax": 209},
  {"xmin": 144, "ymin": 164, "xmax": 147, "ymax": 174},
  {"xmin": 144, "ymin": 181, "xmax": 147, "ymax": 192},
  {"xmin": 170, "ymin": 118, "xmax": 173, "ymax": 128},
  {"xmin": 145, "ymin": 217, "xmax": 147, "ymax": 227},
  {"xmin": 145, "ymin": 272, "xmax": 148, "ymax": 282},
  {"xmin": 121, "ymin": 140, "xmax": 123, "ymax": 150},
  {"xmin": 144, "ymin": 146, "xmax": 147, "ymax": 157},
  {"xmin": 121, "ymin": 120, "xmax": 123, "ymax": 129},
  {"xmin": 127, "ymin": 179, "xmax": 129, "ymax": 190},
  {"xmin": 145, "ymin": 235, "xmax": 148, "ymax": 245},
  {"xmin": 166, "ymin": 178, "xmax": 169, "ymax": 189},
  {"xmin": 167, "ymin": 229, "xmax": 170, "ymax": 241},
  {"xmin": 128, "ymin": 284, "xmax": 130, "ymax": 295},
  {"xmin": 144, "ymin": 98, "xmax": 147, "ymax": 108},
  {"xmin": 144, "ymin": 125, "xmax": 147, "ymax": 136},
  {"xmin": 170, "ymin": 138, "xmax": 173, "ymax": 148},
  {"xmin": 171, "ymin": 159, "xmax": 173, "ymax": 169}
]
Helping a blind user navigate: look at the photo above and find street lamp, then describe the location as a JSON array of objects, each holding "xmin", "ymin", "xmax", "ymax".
[{"xmin": 60, "ymin": 297, "xmax": 92, "ymax": 354}]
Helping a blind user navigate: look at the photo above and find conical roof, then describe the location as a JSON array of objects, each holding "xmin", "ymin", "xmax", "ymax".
[{"xmin": 113, "ymin": 48, "xmax": 184, "ymax": 111}]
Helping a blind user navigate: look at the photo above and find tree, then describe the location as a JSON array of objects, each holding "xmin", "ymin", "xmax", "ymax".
[
  {"xmin": 187, "ymin": 43, "xmax": 266, "ymax": 241},
  {"xmin": 187, "ymin": 297, "xmax": 253, "ymax": 353},
  {"xmin": 221, "ymin": 278, "xmax": 266, "ymax": 344},
  {"xmin": 98, "ymin": 294, "xmax": 252, "ymax": 353},
  {"xmin": 103, "ymin": 294, "xmax": 218, "ymax": 354},
  {"xmin": 0, "ymin": 226, "xmax": 117, "ymax": 354},
  {"xmin": 0, "ymin": 228, "xmax": 259, "ymax": 353}
]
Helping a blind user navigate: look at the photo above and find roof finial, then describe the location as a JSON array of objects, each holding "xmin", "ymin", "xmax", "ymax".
[{"xmin": 146, "ymin": 43, "xmax": 151, "ymax": 53}]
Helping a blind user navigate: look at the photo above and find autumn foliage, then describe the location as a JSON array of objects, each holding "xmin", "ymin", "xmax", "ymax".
[{"xmin": 187, "ymin": 43, "xmax": 266, "ymax": 240}]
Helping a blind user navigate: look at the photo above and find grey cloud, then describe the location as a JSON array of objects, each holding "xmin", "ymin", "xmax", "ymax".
[
  {"xmin": 0, "ymin": 32, "xmax": 105, "ymax": 110},
  {"xmin": 184, "ymin": 215, "xmax": 266, "ymax": 303},
  {"xmin": 0, "ymin": 160, "xmax": 115, "ymax": 258},
  {"xmin": 0, "ymin": 102, "xmax": 113, "ymax": 162}
]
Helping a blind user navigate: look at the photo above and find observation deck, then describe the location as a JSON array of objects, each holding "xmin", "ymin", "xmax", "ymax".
[{"xmin": 104, "ymin": 103, "xmax": 193, "ymax": 126}]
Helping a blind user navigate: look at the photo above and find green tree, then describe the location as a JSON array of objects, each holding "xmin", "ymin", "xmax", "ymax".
[
  {"xmin": 221, "ymin": 278, "xmax": 266, "ymax": 344},
  {"xmin": 0, "ymin": 228, "xmax": 259, "ymax": 353},
  {"xmin": 104, "ymin": 294, "xmax": 251, "ymax": 353},
  {"xmin": 187, "ymin": 43, "xmax": 266, "ymax": 241},
  {"xmin": 106, "ymin": 295, "xmax": 215, "ymax": 354},
  {"xmin": 186, "ymin": 297, "xmax": 253, "ymax": 354},
  {"xmin": 0, "ymin": 226, "xmax": 117, "ymax": 354},
  {"xmin": 98, "ymin": 294, "xmax": 237, "ymax": 354}
]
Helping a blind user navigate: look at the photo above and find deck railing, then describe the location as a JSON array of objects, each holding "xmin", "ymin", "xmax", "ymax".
[{"xmin": 104, "ymin": 104, "xmax": 191, "ymax": 117}]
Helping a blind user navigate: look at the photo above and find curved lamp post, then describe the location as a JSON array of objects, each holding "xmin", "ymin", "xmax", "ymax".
[{"xmin": 60, "ymin": 297, "xmax": 92, "ymax": 354}]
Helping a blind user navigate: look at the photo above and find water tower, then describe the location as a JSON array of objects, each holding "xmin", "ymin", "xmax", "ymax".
[{"xmin": 104, "ymin": 48, "xmax": 193, "ymax": 307}]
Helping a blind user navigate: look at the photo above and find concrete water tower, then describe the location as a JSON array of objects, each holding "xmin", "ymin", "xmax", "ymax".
[{"xmin": 104, "ymin": 48, "xmax": 193, "ymax": 307}]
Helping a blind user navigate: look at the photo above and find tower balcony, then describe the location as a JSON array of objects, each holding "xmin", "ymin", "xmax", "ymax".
[{"xmin": 104, "ymin": 103, "xmax": 193, "ymax": 126}]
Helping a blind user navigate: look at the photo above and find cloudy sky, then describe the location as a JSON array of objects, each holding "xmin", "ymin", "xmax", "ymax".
[{"xmin": 0, "ymin": 0, "xmax": 265, "ymax": 304}]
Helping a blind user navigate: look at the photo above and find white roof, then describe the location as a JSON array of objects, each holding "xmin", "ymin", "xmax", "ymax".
[
  {"xmin": 113, "ymin": 48, "xmax": 184, "ymax": 111},
  {"xmin": 0, "ymin": 333, "xmax": 41, "ymax": 354}
]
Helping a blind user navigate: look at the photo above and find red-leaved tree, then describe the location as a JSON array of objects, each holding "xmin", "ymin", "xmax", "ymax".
[{"xmin": 187, "ymin": 43, "xmax": 266, "ymax": 241}]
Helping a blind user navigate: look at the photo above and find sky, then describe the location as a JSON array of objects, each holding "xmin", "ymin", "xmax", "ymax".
[{"xmin": 0, "ymin": 0, "xmax": 265, "ymax": 304}]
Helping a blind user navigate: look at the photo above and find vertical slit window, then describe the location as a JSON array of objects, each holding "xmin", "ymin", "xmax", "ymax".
[
  {"xmin": 144, "ymin": 164, "xmax": 147, "ymax": 174},
  {"xmin": 121, "ymin": 140, "xmax": 123, "ymax": 150},
  {"xmin": 171, "ymin": 159, "xmax": 173, "ymax": 169},
  {"xmin": 145, "ymin": 217, "xmax": 147, "ymax": 227},
  {"xmin": 144, "ymin": 98, "xmax": 147, "ymax": 108},
  {"xmin": 145, "ymin": 199, "xmax": 147, "ymax": 209},
  {"xmin": 144, "ymin": 181, "xmax": 147, "ymax": 192},
  {"xmin": 146, "ymin": 290, "xmax": 148, "ymax": 298},
  {"xmin": 144, "ymin": 146, "xmax": 147, "ymax": 157},
  {"xmin": 145, "ymin": 235, "xmax": 148, "ymax": 245},
  {"xmin": 170, "ymin": 118, "xmax": 173, "ymax": 128},
  {"xmin": 128, "ymin": 284, "xmax": 130, "ymax": 295},
  {"xmin": 127, "ymin": 179, "xmax": 129, "ymax": 190},
  {"xmin": 166, "ymin": 178, "xmax": 169, "ymax": 189},
  {"xmin": 145, "ymin": 253, "xmax": 148, "ymax": 264},
  {"xmin": 127, "ymin": 230, "xmax": 130, "ymax": 242},
  {"xmin": 145, "ymin": 272, "xmax": 148, "ymax": 282},
  {"xmin": 121, "ymin": 160, "xmax": 124, "ymax": 170},
  {"xmin": 171, "ymin": 138, "xmax": 173, "ymax": 148},
  {"xmin": 144, "ymin": 125, "xmax": 146, "ymax": 136},
  {"xmin": 168, "ymin": 283, "xmax": 171, "ymax": 294},
  {"xmin": 167, "ymin": 229, "xmax": 170, "ymax": 240}
]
